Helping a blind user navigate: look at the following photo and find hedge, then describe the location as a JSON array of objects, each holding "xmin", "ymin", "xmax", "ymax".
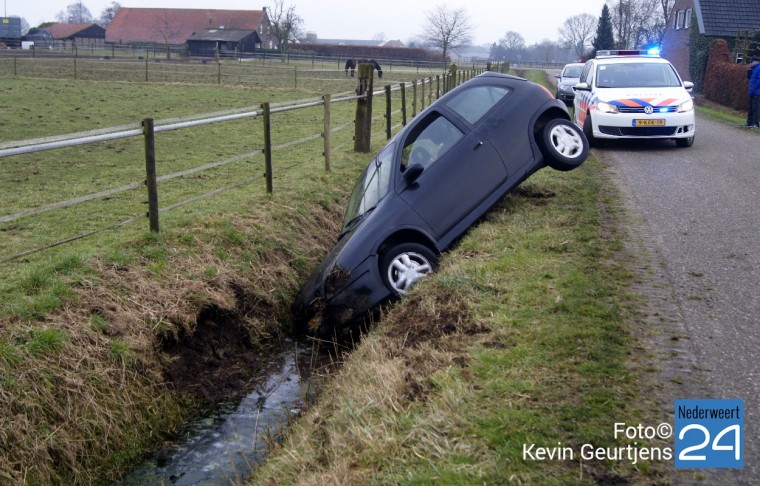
[{"xmin": 704, "ymin": 38, "xmax": 751, "ymax": 110}]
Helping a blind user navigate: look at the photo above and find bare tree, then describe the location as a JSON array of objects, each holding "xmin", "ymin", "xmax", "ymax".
[
  {"xmin": 536, "ymin": 39, "xmax": 557, "ymax": 64},
  {"xmin": 155, "ymin": 12, "xmax": 182, "ymax": 59},
  {"xmin": 501, "ymin": 31, "xmax": 526, "ymax": 51},
  {"xmin": 98, "ymin": 2, "xmax": 120, "ymax": 28},
  {"xmin": 558, "ymin": 13, "xmax": 597, "ymax": 58},
  {"xmin": 609, "ymin": 0, "xmax": 662, "ymax": 49},
  {"xmin": 490, "ymin": 31, "xmax": 525, "ymax": 61},
  {"xmin": 55, "ymin": 1, "xmax": 93, "ymax": 23},
  {"xmin": 268, "ymin": 0, "xmax": 303, "ymax": 57},
  {"xmin": 420, "ymin": 4, "xmax": 474, "ymax": 63},
  {"xmin": 660, "ymin": 0, "xmax": 675, "ymax": 24}
]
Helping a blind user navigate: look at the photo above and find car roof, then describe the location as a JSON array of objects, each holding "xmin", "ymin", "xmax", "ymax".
[{"xmin": 591, "ymin": 55, "xmax": 671, "ymax": 65}]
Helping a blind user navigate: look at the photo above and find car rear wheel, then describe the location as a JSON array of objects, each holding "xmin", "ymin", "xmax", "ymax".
[
  {"xmin": 380, "ymin": 243, "xmax": 438, "ymax": 296},
  {"xmin": 540, "ymin": 118, "xmax": 589, "ymax": 171},
  {"xmin": 675, "ymin": 135, "xmax": 694, "ymax": 147}
]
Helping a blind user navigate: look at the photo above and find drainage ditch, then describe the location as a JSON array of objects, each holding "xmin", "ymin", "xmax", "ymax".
[{"xmin": 116, "ymin": 308, "xmax": 340, "ymax": 486}]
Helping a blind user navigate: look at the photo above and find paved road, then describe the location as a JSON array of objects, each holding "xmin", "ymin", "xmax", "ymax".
[{"xmin": 598, "ymin": 115, "xmax": 759, "ymax": 483}]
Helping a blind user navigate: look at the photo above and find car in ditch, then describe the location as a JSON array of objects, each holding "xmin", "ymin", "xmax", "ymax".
[{"xmin": 293, "ymin": 72, "xmax": 589, "ymax": 334}]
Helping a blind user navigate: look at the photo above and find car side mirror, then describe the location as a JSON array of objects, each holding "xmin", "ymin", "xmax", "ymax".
[
  {"xmin": 403, "ymin": 163, "xmax": 424, "ymax": 184},
  {"xmin": 683, "ymin": 81, "xmax": 694, "ymax": 93},
  {"xmin": 573, "ymin": 82, "xmax": 590, "ymax": 92}
]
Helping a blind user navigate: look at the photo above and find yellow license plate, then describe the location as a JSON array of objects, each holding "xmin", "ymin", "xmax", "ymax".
[{"xmin": 634, "ymin": 119, "xmax": 666, "ymax": 127}]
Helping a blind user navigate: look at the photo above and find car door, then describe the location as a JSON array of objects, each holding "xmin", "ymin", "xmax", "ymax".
[{"xmin": 398, "ymin": 110, "xmax": 507, "ymax": 239}]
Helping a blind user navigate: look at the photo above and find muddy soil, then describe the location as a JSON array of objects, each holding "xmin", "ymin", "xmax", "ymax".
[{"xmin": 160, "ymin": 307, "xmax": 270, "ymax": 403}]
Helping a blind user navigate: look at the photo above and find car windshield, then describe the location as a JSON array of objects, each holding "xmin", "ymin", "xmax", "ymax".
[
  {"xmin": 563, "ymin": 66, "xmax": 583, "ymax": 78},
  {"xmin": 342, "ymin": 143, "xmax": 395, "ymax": 230},
  {"xmin": 596, "ymin": 62, "xmax": 682, "ymax": 88}
]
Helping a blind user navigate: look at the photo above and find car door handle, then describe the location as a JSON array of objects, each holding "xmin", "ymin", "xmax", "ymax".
[{"xmin": 473, "ymin": 141, "xmax": 483, "ymax": 150}]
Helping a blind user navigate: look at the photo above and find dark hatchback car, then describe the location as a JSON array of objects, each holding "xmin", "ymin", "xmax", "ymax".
[{"xmin": 293, "ymin": 72, "xmax": 589, "ymax": 334}]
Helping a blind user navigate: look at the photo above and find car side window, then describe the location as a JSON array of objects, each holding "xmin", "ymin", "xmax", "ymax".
[
  {"xmin": 445, "ymin": 85, "xmax": 510, "ymax": 124},
  {"xmin": 579, "ymin": 61, "xmax": 592, "ymax": 84},
  {"xmin": 401, "ymin": 114, "xmax": 463, "ymax": 172}
]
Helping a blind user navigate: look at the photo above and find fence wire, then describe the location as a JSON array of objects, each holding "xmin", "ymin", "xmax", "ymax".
[{"xmin": 1, "ymin": 73, "xmax": 458, "ymax": 263}]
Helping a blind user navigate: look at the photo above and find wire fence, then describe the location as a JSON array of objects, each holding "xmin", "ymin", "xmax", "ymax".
[
  {"xmin": 1, "ymin": 44, "xmax": 500, "ymax": 71},
  {"xmin": 0, "ymin": 50, "xmax": 524, "ymax": 89},
  {"xmin": 0, "ymin": 68, "xmax": 483, "ymax": 264}
]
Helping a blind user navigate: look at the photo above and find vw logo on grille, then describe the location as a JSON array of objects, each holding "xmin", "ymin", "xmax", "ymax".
[{"xmin": 644, "ymin": 105, "xmax": 654, "ymax": 115}]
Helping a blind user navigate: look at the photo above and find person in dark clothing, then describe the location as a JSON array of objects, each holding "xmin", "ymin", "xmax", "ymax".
[{"xmin": 746, "ymin": 58, "xmax": 760, "ymax": 129}]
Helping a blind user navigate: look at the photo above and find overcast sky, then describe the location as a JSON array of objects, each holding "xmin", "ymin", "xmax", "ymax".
[{"xmin": 7, "ymin": 0, "xmax": 608, "ymax": 46}]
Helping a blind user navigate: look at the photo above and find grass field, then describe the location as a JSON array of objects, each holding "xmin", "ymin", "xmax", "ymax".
[{"xmin": 0, "ymin": 66, "xmax": 674, "ymax": 484}]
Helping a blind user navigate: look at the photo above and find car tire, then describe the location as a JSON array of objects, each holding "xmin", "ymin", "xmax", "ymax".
[
  {"xmin": 380, "ymin": 243, "xmax": 438, "ymax": 296},
  {"xmin": 583, "ymin": 112, "xmax": 598, "ymax": 147},
  {"xmin": 540, "ymin": 118, "xmax": 589, "ymax": 171},
  {"xmin": 675, "ymin": 135, "xmax": 694, "ymax": 148}
]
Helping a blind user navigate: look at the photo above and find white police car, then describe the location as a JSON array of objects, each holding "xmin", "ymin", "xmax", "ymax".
[{"xmin": 573, "ymin": 50, "xmax": 695, "ymax": 147}]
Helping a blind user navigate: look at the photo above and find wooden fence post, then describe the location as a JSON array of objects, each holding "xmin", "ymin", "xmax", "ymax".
[
  {"xmin": 145, "ymin": 59, "xmax": 148, "ymax": 82},
  {"xmin": 142, "ymin": 118, "xmax": 160, "ymax": 233},
  {"xmin": 323, "ymin": 94, "xmax": 331, "ymax": 172},
  {"xmin": 217, "ymin": 60, "xmax": 221, "ymax": 84},
  {"xmin": 385, "ymin": 85, "xmax": 392, "ymax": 140},
  {"xmin": 262, "ymin": 102, "xmax": 274, "ymax": 194},
  {"xmin": 73, "ymin": 58, "xmax": 77, "ymax": 80},
  {"xmin": 436, "ymin": 75, "xmax": 440, "ymax": 99},
  {"xmin": 420, "ymin": 78, "xmax": 426, "ymax": 110},
  {"xmin": 400, "ymin": 82, "xmax": 407, "ymax": 126},
  {"xmin": 353, "ymin": 62, "xmax": 374, "ymax": 153},
  {"xmin": 13, "ymin": 57, "xmax": 17, "ymax": 77},
  {"xmin": 412, "ymin": 79, "xmax": 417, "ymax": 118},
  {"xmin": 428, "ymin": 76, "xmax": 433, "ymax": 105}
]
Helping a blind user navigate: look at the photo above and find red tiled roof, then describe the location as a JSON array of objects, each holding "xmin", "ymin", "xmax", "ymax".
[
  {"xmin": 106, "ymin": 8, "xmax": 268, "ymax": 45},
  {"xmin": 46, "ymin": 23, "xmax": 103, "ymax": 39}
]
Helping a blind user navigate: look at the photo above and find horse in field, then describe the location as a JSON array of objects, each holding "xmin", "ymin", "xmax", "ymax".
[{"xmin": 344, "ymin": 58, "xmax": 382, "ymax": 78}]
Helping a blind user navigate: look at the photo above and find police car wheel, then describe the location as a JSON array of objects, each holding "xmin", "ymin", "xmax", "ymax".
[
  {"xmin": 583, "ymin": 113, "xmax": 598, "ymax": 147},
  {"xmin": 675, "ymin": 135, "xmax": 694, "ymax": 148}
]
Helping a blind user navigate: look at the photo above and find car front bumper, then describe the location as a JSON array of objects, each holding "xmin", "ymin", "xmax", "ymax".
[
  {"xmin": 557, "ymin": 86, "xmax": 575, "ymax": 102},
  {"xmin": 591, "ymin": 110, "xmax": 695, "ymax": 139},
  {"xmin": 293, "ymin": 254, "xmax": 392, "ymax": 333}
]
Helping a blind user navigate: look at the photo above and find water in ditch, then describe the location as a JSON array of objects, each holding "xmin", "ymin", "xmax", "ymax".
[{"xmin": 117, "ymin": 339, "xmax": 326, "ymax": 485}]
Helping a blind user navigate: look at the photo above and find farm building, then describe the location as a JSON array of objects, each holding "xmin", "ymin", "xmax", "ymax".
[
  {"xmin": 0, "ymin": 16, "xmax": 22, "ymax": 48},
  {"xmin": 45, "ymin": 23, "xmax": 106, "ymax": 50},
  {"xmin": 187, "ymin": 29, "xmax": 262, "ymax": 57},
  {"xmin": 105, "ymin": 7, "xmax": 277, "ymax": 50}
]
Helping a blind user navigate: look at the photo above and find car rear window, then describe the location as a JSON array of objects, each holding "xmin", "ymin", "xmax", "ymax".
[{"xmin": 445, "ymin": 85, "xmax": 511, "ymax": 124}]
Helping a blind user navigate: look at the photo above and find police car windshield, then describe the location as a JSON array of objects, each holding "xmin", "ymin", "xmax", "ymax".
[{"xmin": 596, "ymin": 62, "xmax": 682, "ymax": 88}]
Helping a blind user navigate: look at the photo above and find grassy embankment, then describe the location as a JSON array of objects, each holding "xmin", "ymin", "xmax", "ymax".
[
  {"xmin": 249, "ymin": 69, "xmax": 670, "ymax": 485},
  {"xmin": 0, "ymin": 70, "xmax": 416, "ymax": 484}
]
